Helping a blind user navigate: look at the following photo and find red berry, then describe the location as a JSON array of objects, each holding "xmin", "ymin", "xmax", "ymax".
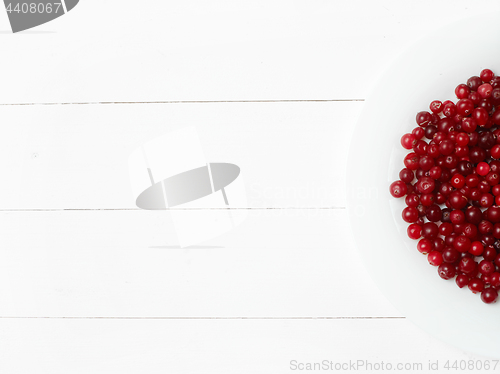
[
  {"xmin": 478, "ymin": 260, "xmax": 495, "ymax": 276},
  {"xmin": 390, "ymin": 69, "xmax": 500, "ymax": 304},
  {"xmin": 417, "ymin": 239, "xmax": 433, "ymax": 254},
  {"xmin": 438, "ymin": 263, "xmax": 456, "ymax": 280},
  {"xmin": 480, "ymin": 69, "xmax": 494, "ymax": 83},
  {"xmin": 404, "ymin": 152, "xmax": 419, "ymax": 170},
  {"xmin": 468, "ymin": 76, "xmax": 483, "ymax": 91},
  {"xmin": 481, "ymin": 288, "xmax": 498, "ymax": 304},
  {"xmin": 390, "ymin": 180, "xmax": 408, "ymax": 198},
  {"xmin": 491, "ymin": 145, "xmax": 500, "ymax": 159},
  {"xmin": 455, "ymin": 84, "xmax": 470, "ymax": 99},
  {"xmin": 468, "ymin": 278, "xmax": 484, "ymax": 293},
  {"xmin": 402, "ymin": 207, "xmax": 419, "ymax": 223},
  {"xmin": 429, "ymin": 100, "xmax": 443, "ymax": 114},
  {"xmin": 477, "ymin": 162, "xmax": 491, "ymax": 176},
  {"xmin": 490, "ymin": 272, "xmax": 500, "ymax": 288},
  {"xmin": 469, "ymin": 241, "xmax": 484, "ymax": 256},
  {"xmin": 456, "ymin": 274, "xmax": 469, "ymax": 288},
  {"xmin": 416, "ymin": 111, "xmax": 432, "ymax": 127},
  {"xmin": 407, "ymin": 224, "xmax": 422, "ymax": 240},
  {"xmin": 478, "ymin": 83, "xmax": 493, "ymax": 98},
  {"xmin": 427, "ymin": 251, "xmax": 443, "ymax": 266},
  {"xmin": 456, "ymin": 99, "xmax": 474, "ymax": 116}
]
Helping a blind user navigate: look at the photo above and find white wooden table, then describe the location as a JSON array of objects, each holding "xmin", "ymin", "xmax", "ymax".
[{"xmin": 0, "ymin": 1, "xmax": 498, "ymax": 372}]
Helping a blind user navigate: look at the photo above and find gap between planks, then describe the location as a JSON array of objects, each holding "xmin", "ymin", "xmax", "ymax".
[
  {"xmin": 0, "ymin": 207, "xmax": 346, "ymax": 212},
  {"xmin": 0, "ymin": 99, "xmax": 365, "ymax": 106},
  {"xmin": 0, "ymin": 316, "xmax": 404, "ymax": 320}
]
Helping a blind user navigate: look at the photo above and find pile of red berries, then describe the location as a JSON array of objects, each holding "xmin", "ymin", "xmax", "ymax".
[{"xmin": 390, "ymin": 68, "xmax": 500, "ymax": 304}]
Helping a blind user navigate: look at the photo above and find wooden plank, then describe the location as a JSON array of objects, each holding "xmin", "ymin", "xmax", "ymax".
[
  {"xmin": 0, "ymin": 1, "xmax": 494, "ymax": 102},
  {"xmin": 0, "ymin": 318, "xmax": 483, "ymax": 373},
  {"xmin": 0, "ymin": 101, "xmax": 360, "ymax": 209},
  {"xmin": 0, "ymin": 209, "xmax": 402, "ymax": 318}
]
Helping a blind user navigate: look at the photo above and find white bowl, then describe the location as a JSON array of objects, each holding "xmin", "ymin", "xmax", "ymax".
[{"xmin": 347, "ymin": 13, "xmax": 500, "ymax": 358}]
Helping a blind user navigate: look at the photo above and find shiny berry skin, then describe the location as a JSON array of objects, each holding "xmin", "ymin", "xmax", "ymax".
[
  {"xmin": 492, "ymin": 76, "xmax": 500, "ymax": 89},
  {"xmin": 438, "ymin": 139, "xmax": 454, "ymax": 156},
  {"xmin": 402, "ymin": 207, "xmax": 419, "ymax": 223},
  {"xmin": 421, "ymin": 222, "xmax": 439, "ymax": 240},
  {"xmin": 480, "ymin": 69, "xmax": 494, "ymax": 83},
  {"xmin": 459, "ymin": 257, "xmax": 477, "ymax": 275},
  {"xmin": 478, "ymin": 83, "xmax": 493, "ymax": 98},
  {"xmin": 480, "ymin": 193, "xmax": 494, "ymax": 208},
  {"xmin": 486, "ymin": 172, "xmax": 500, "ymax": 186},
  {"xmin": 416, "ymin": 176, "xmax": 435, "ymax": 194},
  {"xmin": 412, "ymin": 127, "xmax": 425, "ymax": 139},
  {"xmin": 490, "ymin": 272, "xmax": 500, "ymax": 288},
  {"xmin": 456, "ymin": 99, "xmax": 474, "ymax": 116},
  {"xmin": 450, "ymin": 174, "xmax": 465, "ymax": 189},
  {"xmin": 462, "ymin": 223, "xmax": 477, "ymax": 239},
  {"xmin": 486, "ymin": 206, "xmax": 500, "ymax": 223},
  {"xmin": 456, "ymin": 132, "xmax": 469, "ymax": 146},
  {"xmin": 461, "ymin": 117, "xmax": 477, "ymax": 133},
  {"xmin": 448, "ymin": 191, "xmax": 468, "ymax": 210},
  {"xmin": 478, "ymin": 132, "xmax": 496, "ymax": 149},
  {"xmin": 478, "ymin": 220, "xmax": 494, "ymax": 235},
  {"xmin": 469, "ymin": 241, "xmax": 484, "ymax": 256},
  {"xmin": 413, "ymin": 139, "xmax": 428, "ymax": 155},
  {"xmin": 442, "ymin": 247, "xmax": 460, "ymax": 263},
  {"xmin": 453, "ymin": 235, "xmax": 472, "ymax": 253},
  {"xmin": 443, "ymin": 102, "xmax": 456, "ymax": 117},
  {"xmin": 429, "ymin": 166, "xmax": 442, "ymax": 180},
  {"xmin": 445, "ymin": 233, "xmax": 457, "ymax": 247},
  {"xmin": 404, "ymin": 152, "xmax": 419, "ymax": 170},
  {"xmin": 450, "ymin": 210, "xmax": 465, "ymax": 224},
  {"xmin": 465, "ymin": 206, "xmax": 483, "ymax": 225},
  {"xmin": 419, "ymin": 155, "xmax": 434, "ymax": 171},
  {"xmin": 399, "ymin": 168, "xmax": 414, "ymax": 184},
  {"xmin": 389, "ymin": 180, "xmax": 408, "ymax": 198},
  {"xmin": 468, "ymin": 76, "xmax": 483, "ymax": 91},
  {"xmin": 469, "ymin": 91, "xmax": 481, "ymax": 105},
  {"xmin": 407, "ymin": 224, "xmax": 422, "ymax": 240},
  {"xmin": 416, "ymin": 111, "xmax": 432, "ymax": 127},
  {"xmin": 473, "ymin": 107, "xmax": 489, "ymax": 127},
  {"xmin": 479, "ymin": 260, "xmax": 495, "ymax": 276},
  {"xmin": 483, "ymin": 246, "xmax": 498, "ymax": 261},
  {"xmin": 466, "ymin": 174, "xmax": 480, "ymax": 188},
  {"xmin": 419, "ymin": 194, "xmax": 434, "ymax": 207},
  {"xmin": 455, "ymin": 84, "xmax": 470, "ymax": 99},
  {"xmin": 477, "ymin": 162, "xmax": 491, "ymax": 176},
  {"xmin": 456, "ymin": 274, "xmax": 470, "ymax": 288},
  {"xmin": 439, "ymin": 222, "xmax": 453, "ymax": 236},
  {"xmin": 468, "ymin": 278, "xmax": 485, "ymax": 294},
  {"xmin": 401, "ymin": 133, "xmax": 416, "ymax": 150},
  {"xmin": 427, "ymin": 251, "xmax": 443, "ymax": 266},
  {"xmin": 417, "ymin": 239, "xmax": 433, "ymax": 254},
  {"xmin": 425, "ymin": 205, "xmax": 442, "ymax": 222},
  {"xmin": 405, "ymin": 193, "xmax": 419, "ymax": 207},
  {"xmin": 491, "ymin": 145, "xmax": 500, "ymax": 159},
  {"xmin": 438, "ymin": 263, "xmax": 456, "ymax": 280},
  {"xmin": 429, "ymin": 100, "xmax": 443, "ymax": 114},
  {"xmin": 481, "ymin": 288, "xmax": 498, "ymax": 304}
]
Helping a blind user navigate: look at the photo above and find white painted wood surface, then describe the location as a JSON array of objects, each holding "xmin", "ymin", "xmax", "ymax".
[{"xmin": 0, "ymin": 0, "xmax": 498, "ymax": 372}]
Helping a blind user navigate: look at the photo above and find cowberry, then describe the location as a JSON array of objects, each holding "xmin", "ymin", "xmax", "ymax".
[
  {"xmin": 481, "ymin": 288, "xmax": 498, "ymax": 304},
  {"xmin": 390, "ymin": 68, "xmax": 500, "ymax": 303}
]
